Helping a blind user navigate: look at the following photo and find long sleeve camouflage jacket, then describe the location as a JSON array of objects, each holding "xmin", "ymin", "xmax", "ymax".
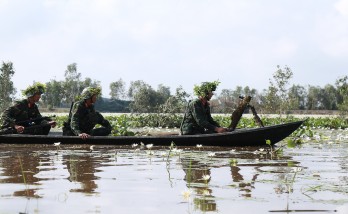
[
  {"xmin": 70, "ymin": 100, "xmax": 111, "ymax": 135},
  {"xmin": 1, "ymin": 99, "xmax": 42, "ymax": 128},
  {"xmin": 180, "ymin": 98, "xmax": 220, "ymax": 135}
]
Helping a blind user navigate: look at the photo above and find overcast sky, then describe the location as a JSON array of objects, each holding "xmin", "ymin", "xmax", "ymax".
[{"xmin": 1, "ymin": 0, "xmax": 348, "ymax": 98}]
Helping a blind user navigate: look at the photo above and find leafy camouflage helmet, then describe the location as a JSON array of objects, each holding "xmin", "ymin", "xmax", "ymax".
[
  {"xmin": 81, "ymin": 86, "xmax": 102, "ymax": 100},
  {"xmin": 22, "ymin": 82, "xmax": 46, "ymax": 98},
  {"xmin": 193, "ymin": 80, "xmax": 220, "ymax": 97}
]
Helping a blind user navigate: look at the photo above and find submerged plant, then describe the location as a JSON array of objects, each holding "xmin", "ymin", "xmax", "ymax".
[
  {"xmin": 266, "ymin": 139, "xmax": 284, "ymax": 157},
  {"xmin": 17, "ymin": 155, "xmax": 30, "ymax": 196},
  {"xmin": 229, "ymin": 159, "xmax": 238, "ymax": 166}
]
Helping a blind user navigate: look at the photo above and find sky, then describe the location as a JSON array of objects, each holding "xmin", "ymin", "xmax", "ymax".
[{"xmin": 1, "ymin": 0, "xmax": 348, "ymax": 98}]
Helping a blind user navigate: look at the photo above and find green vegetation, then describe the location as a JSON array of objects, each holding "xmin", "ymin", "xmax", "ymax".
[{"xmin": 51, "ymin": 113, "xmax": 348, "ymax": 138}]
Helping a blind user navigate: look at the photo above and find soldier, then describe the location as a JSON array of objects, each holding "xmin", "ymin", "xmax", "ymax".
[
  {"xmin": 180, "ymin": 81, "xmax": 228, "ymax": 135},
  {"xmin": 0, "ymin": 82, "xmax": 56, "ymax": 135},
  {"xmin": 66, "ymin": 86, "xmax": 112, "ymax": 139}
]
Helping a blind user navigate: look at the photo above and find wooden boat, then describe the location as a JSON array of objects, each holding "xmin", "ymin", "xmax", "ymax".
[{"xmin": 0, "ymin": 120, "xmax": 304, "ymax": 147}]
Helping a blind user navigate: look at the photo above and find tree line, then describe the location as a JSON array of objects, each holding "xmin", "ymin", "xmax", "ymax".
[{"xmin": 1, "ymin": 61, "xmax": 348, "ymax": 114}]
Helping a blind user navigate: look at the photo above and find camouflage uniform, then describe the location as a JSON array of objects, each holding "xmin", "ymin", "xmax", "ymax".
[
  {"xmin": 0, "ymin": 99, "xmax": 51, "ymax": 135},
  {"xmin": 180, "ymin": 98, "xmax": 221, "ymax": 135},
  {"xmin": 69, "ymin": 100, "xmax": 112, "ymax": 136}
]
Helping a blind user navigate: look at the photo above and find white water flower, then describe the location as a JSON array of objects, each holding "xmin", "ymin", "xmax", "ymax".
[
  {"xmin": 292, "ymin": 167, "xmax": 302, "ymax": 173},
  {"xmin": 202, "ymin": 174, "xmax": 211, "ymax": 181},
  {"xmin": 208, "ymin": 152, "xmax": 215, "ymax": 157},
  {"xmin": 181, "ymin": 189, "xmax": 192, "ymax": 200},
  {"xmin": 302, "ymin": 136, "xmax": 311, "ymax": 142},
  {"xmin": 314, "ymin": 134, "xmax": 321, "ymax": 141},
  {"xmin": 336, "ymin": 134, "xmax": 344, "ymax": 141},
  {"xmin": 229, "ymin": 149, "xmax": 236, "ymax": 153},
  {"xmin": 196, "ymin": 144, "xmax": 203, "ymax": 148},
  {"xmin": 131, "ymin": 143, "xmax": 138, "ymax": 148},
  {"xmin": 259, "ymin": 148, "xmax": 265, "ymax": 152},
  {"xmin": 172, "ymin": 148, "xmax": 183, "ymax": 154},
  {"xmin": 146, "ymin": 144, "xmax": 153, "ymax": 149},
  {"xmin": 53, "ymin": 142, "xmax": 60, "ymax": 146},
  {"xmin": 89, "ymin": 145, "xmax": 94, "ymax": 151}
]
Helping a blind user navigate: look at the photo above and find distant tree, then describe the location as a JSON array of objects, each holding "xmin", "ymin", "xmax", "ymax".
[
  {"xmin": 156, "ymin": 84, "xmax": 171, "ymax": 105},
  {"xmin": 42, "ymin": 80, "xmax": 64, "ymax": 108},
  {"xmin": 128, "ymin": 81, "xmax": 176, "ymax": 113},
  {"xmin": 335, "ymin": 75, "xmax": 348, "ymax": 112},
  {"xmin": 110, "ymin": 78, "xmax": 126, "ymax": 100},
  {"xmin": 59, "ymin": 63, "xmax": 101, "ymax": 105},
  {"xmin": 127, "ymin": 80, "xmax": 148, "ymax": 100},
  {"xmin": 217, "ymin": 89, "xmax": 235, "ymax": 113},
  {"xmin": 321, "ymin": 84, "xmax": 338, "ymax": 110},
  {"xmin": 0, "ymin": 61, "xmax": 16, "ymax": 112},
  {"xmin": 306, "ymin": 85, "xmax": 322, "ymax": 110},
  {"xmin": 130, "ymin": 87, "xmax": 157, "ymax": 113},
  {"xmin": 288, "ymin": 84, "xmax": 307, "ymax": 110},
  {"xmin": 63, "ymin": 63, "xmax": 81, "ymax": 104},
  {"xmin": 158, "ymin": 86, "xmax": 189, "ymax": 113},
  {"xmin": 263, "ymin": 65, "xmax": 293, "ymax": 114}
]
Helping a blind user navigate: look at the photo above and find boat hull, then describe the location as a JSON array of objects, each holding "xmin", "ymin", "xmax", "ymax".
[{"xmin": 0, "ymin": 121, "xmax": 303, "ymax": 147}]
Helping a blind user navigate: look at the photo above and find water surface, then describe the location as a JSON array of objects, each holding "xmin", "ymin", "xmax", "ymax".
[{"xmin": 0, "ymin": 129, "xmax": 347, "ymax": 214}]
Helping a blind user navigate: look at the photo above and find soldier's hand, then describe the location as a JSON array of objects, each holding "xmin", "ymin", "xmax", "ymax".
[
  {"xmin": 14, "ymin": 125, "xmax": 25, "ymax": 133},
  {"xmin": 215, "ymin": 127, "xmax": 228, "ymax": 133},
  {"xmin": 49, "ymin": 121, "xmax": 57, "ymax": 128},
  {"xmin": 79, "ymin": 133, "xmax": 90, "ymax": 140}
]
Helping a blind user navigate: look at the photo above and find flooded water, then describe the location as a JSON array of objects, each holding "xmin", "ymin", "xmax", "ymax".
[{"xmin": 0, "ymin": 129, "xmax": 348, "ymax": 214}]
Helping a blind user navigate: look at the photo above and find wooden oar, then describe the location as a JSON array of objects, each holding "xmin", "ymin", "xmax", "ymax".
[
  {"xmin": 229, "ymin": 96, "xmax": 252, "ymax": 131},
  {"xmin": 228, "ymin": 95, "xmax": 265, "ymax": 131}
]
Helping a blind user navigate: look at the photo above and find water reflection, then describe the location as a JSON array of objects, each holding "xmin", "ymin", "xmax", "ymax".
[
  {"xmin": 0, "ymin": 149, "xmax": 41, "ymax": 198},
  {"xmin": 0, "ymin": 142, "xmax": 347, "ymax": 214},
  {"xmin": 64, "ymin": 154, "xmax": 100, "ymax": 193},
  {"xmin": 181, "ymin": 159, "xmax": 216, "ymax": 212}
]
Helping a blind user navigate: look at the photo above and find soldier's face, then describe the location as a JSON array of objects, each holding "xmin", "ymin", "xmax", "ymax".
[
  {"xmin": 91, "ymin": 95, "xmax": 97, "ymax": 103},
  {"xmin": 206, "ymin": 92, "xmax": 213, "ymax": 101},
  {"xmin": 31, "ymin": 94, "xmax": 41, "ymax": 103}
]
